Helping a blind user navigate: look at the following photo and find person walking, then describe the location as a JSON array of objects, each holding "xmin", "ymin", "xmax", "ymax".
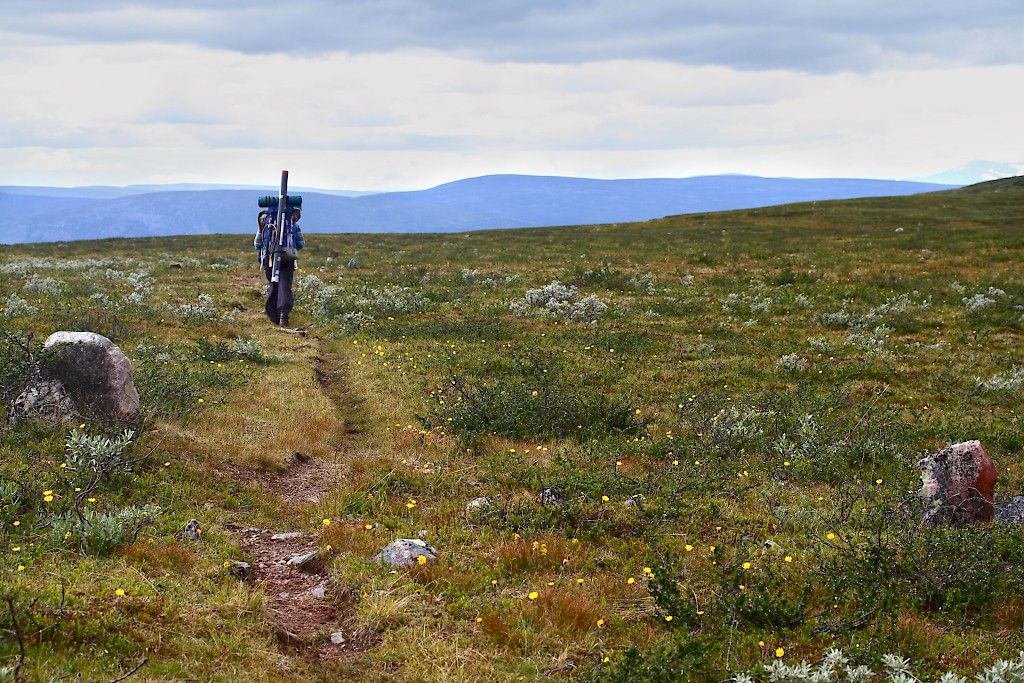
[{"xmin": 254, "ymin": 205, "xmax": 304, "ymax": 326}]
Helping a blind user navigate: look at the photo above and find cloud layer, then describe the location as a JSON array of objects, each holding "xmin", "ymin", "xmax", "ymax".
[
  {"xmin": 1, "ymin": 2, "xmax": 1022, "ymax": 188},
  {"xmin": 8, "ymin": 1, "xmax": 1024, "ymax": 72}
]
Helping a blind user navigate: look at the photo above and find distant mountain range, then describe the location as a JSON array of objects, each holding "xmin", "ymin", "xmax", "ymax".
[
  {"xmin": 916, "ymin": 161, "xmax": 1024, "ymax": 185},
  {"xmin": 0, "ymin": 174, "xmax": 957, "ymax": 244}
]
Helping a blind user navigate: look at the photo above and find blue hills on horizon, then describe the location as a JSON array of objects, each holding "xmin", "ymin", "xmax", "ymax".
[{"xmin": 0, "ymin": 174, "xmax": 957, "ymax": 244}]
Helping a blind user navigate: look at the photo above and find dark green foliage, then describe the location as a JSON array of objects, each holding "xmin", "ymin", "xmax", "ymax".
[
  {"xmin": 423, "ymin": 353, "xmax": 648, "ymax": 442},
  {"xmin": 585, "ymin": 632, "xmax": 712, "ymax": 683},
  {"xmin": 818, "ymin": 492, "xmax": 1024, "ymax": 631}
]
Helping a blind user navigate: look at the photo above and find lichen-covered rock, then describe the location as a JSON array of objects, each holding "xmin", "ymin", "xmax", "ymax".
[
  {"xmin": 538, "ymin": 488, "xmax": 566, "ymax": 507},
  {"xmin": 375, "ymin": 538, "xmax": 438, "ymax": 568},
  {"xmin": 10, "ymin": 332, "xmax": 140, "ymax": 426},
  {"xmin": 996, "ymin": 496, "xmax": 1024, "ymax": 525},
  {"xmin": 44, "ymin": 331, "xmax": 139, "ymax": 424},
  {"xmin": 919, "ymin": 440, "xmax": 997, "ymax": 527},
  {"xmin": 465, "ymin": 496, "xmax": 494, "ymax": 519},
  {"xmin": 8, "ymin": 379, "xmax": 75, "ymax": 426}
]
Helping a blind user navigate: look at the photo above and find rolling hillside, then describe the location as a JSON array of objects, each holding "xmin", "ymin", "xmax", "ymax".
[{"xmin": 0, "ymin": 174, "xmax": 955, "ymax": 244}]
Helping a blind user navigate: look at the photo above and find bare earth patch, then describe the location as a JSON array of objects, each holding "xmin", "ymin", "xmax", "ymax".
[
  {"xmin": 264, "ymin": 451, "xmax": 342, "ymax": 504},
  {"xmin": 231, "ymin": 525, "xmax": 379, "ymax": 661}
]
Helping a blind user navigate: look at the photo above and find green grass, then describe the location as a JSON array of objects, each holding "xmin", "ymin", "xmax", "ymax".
[{"xmin": 1, "ymin": 183, "xmax": 1023, "ymax": 680}]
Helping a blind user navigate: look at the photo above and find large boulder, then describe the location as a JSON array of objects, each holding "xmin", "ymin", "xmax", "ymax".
[
  {"xmin": 919, "ymin": 440, "xmax": 997, "ymax": 527},
  {"xmin": 9, "ymin": 332, "xmax": 139, "ymax": 426}
]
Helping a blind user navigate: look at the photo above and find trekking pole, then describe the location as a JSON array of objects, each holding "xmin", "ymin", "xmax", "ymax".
[{"xmin": 270, "ymin": 169, "xmax": 289, "ymax": 284}]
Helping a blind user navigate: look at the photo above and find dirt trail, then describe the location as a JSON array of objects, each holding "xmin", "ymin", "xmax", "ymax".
[{"xmin": 229, "ymin": 339, "xmax": 373, "ymax": 661}]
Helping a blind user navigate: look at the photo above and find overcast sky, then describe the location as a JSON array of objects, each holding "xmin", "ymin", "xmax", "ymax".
[{"xmin": 2, "ymin": 1, "xmax": 1023, "ymax": 189}]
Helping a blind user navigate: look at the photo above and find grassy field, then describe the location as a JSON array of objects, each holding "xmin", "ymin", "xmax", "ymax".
[{"xmin": 1, "ymin": 180, "xmax": 1023, "ymax": 681}]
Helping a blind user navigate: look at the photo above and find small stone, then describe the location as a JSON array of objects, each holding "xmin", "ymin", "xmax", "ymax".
[
  {"xmin": 919, "ymin": 440, "xmax": 997, "ymax": 527},
  {"xmin": 466, "ymin": 497, "xmax": 493, "ymax": 515},
  {"xmin": 182, "ymin": 519, "xmax": 202, "ymax": 543},
  {"xmin": 375, "ymin": 538, "xmax": 439, "ymax": 568},
  {"xmin": 417, "ymin": 529, "xmax": 428, "ymax": 539},
  {"xmin": 330, "ymin": 631, "xmax": 346, "ymax": 645},
  {"xmin": 996, "ymin": 496, "xmax": 1024, "ymax": 524},
  {"xmin": 311, "ymin": 583, "xmax": 326, "ymax": 599},
  {"xmin": 538, "ymin": 488, "xmax": 566, "ymax": 507},
  {"xmin": 286, "ymin": 550, "xmax": 320, "ymax": 569},
  {"xmin": 271, "ymin": 532, "xmax": 307, "ymax": 541},
  {"xmin": 624, "ymin": 494, "xmax": 645, "ymax": 509},
  {"xmin": 229, "ymin": 561, "xmax": 253, "ymax": 581}
]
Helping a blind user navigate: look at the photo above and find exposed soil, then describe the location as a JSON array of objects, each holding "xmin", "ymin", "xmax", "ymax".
[
  {"xmin": 264, "ymin": 451, "xmax": 342, "ymax": 504},
  {"xmin": 228, "ymin": 345, "xmax": 379, "ymax": 662},
  {"xmin": 231, "ymin": 526, "xmax": 378, "ymax": 661}
]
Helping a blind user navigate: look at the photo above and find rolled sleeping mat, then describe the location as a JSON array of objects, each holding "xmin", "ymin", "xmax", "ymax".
[{"xmin": 257, "ymin": 194, "xmax": 302, "ymax": 208}]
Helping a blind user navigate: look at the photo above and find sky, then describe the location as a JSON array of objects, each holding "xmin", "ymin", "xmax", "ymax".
[{"xmin": 1, "ymin": 1, "xmax": 1023, "ymax": 190}]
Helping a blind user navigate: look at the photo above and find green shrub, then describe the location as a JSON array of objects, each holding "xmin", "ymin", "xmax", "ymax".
[
  {"xmin": 64, "ymin": 429, "xmax": 135, "ymax": 481},
  {"xmin": 51, "ymin": 504, "xmax": 159, "ymax": 556},
  {"xmin": 425, "ymin": 377, "xmax": 646, "ymax": 443}
]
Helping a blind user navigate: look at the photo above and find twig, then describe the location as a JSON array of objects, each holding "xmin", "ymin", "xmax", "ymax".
[
  {"xmin": 2, "ymin": 594, "xmax": 26, "ymax": 683},
  {"xmin": 92, "ymin": 658, "xmax": 147, "ymax": 683}
]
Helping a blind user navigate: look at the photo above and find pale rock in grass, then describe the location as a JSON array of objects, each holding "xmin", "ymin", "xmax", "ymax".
[
  {"xmin": 919, "ymin": 440, "xmax": 997, "ymax": 527},
  {"xmin": 229, "ymin": 561, "xmax": 253, "ymax": 581},
  {"xmin": 182, "ymin": 519, "xmax": 202, "ymax": 542},
  {"xmin": 287, "ymin": 550, "xmax": 320, "ymax": 570},
  {"xmin": 375, "ymin": 538, "xmax": 438, "ymax": 567},
  {"xmin": 465, "ymin": 496, "xmax": 494, "ymax": 519},
  {"xmin": 538, "ymin": 488, "xmax": 566, "ymax": 507},
  {"xmin": 996, "ymin": 496, "xmax": 1024, "ymax": 525},
  {"xmin": 10, "ymin": 331, "xmax": 140, "ymax": 426}
]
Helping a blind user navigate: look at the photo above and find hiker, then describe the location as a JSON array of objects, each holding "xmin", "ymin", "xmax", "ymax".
[{"xmin": 254, "ymin": 206, "xmax": 304, "ymax": 326}]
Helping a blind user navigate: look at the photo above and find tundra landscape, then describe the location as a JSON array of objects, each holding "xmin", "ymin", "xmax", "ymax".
[{"xmin": 2, "ymin": 179, "xmax": 1024, "ymax": 681}]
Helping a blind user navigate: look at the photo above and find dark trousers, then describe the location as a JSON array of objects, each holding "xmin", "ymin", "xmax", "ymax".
[{"xmin": 263, "ymin": 264, "xmax": 295, "ymax": 323}]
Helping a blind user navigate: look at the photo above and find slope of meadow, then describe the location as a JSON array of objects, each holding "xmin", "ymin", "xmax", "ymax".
[{"xmin": 1, "ymin": 185, "xmax": 1023, "ymax": 681}]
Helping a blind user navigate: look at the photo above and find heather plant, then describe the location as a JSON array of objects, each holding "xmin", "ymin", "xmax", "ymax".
[
  {"xmin": 50, "ymin": 504, "xmax": 159, "ymax": 556},
  {"xmin": 175, "ymin": 293, "xmax": 219, "ymax": 322},
  {"xmin": 22, "ymin": 276, "xmax": 64, "ymax": 296},
  {"xmin": 1, "ymin": 293, "xmax": 38, "ymax": 318},
  {"xmin": 64, "ymin": 429, "xmax": 135, "ymax": 481},
  {"xmin": 977, "ymin": 367, "xmax": 1024, "ymax": 392},
  {"xmin": 733, "ymin": 648, "xmax": 1024, "ymax": 683},
  {"xmin": 776, "ymin": 353, "xmax": 808, "ymax": 374},
  {"xmin": 511, "ymin": 280, "xmax": 608, "ymax": 322}
]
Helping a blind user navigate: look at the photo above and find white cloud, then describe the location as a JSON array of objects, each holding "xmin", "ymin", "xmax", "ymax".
[{"xmin": 0, "ymin": 38, "xmax": 1022, "ymax": 188}]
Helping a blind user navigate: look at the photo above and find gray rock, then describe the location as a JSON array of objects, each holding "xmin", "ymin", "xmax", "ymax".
[
  {"xmin": 375, "ymin": 538, "xmax": 438, "ymax": 568},
  {"xmin": 229, "ymin": 561, "xmax": 253, "ymax": 581},
  {"xmin": 311, "ymin": 583, "xmax": 326, "ymax": 599},
  {"xmin": 8, "ymin": 379, "xmax": 75, "ymax": 426},
  {"xmin": 286, "ymin": 550, "xmax": 320, "ymax": 570},
  {"xmin": 624, "ymin": 494, "xmax": 645, "ymax": 509},
  {"xmin": 182, "ymin": 519, "xmax": 202, "ymax": 543},
  {"xmin": 466, "ymin": 496, "xmax": 493, "ymax": 515},
  {"xmin": 271, "ymin": 531, "xmax": 307, "ymax": 541},
  {"xmin": 996, "ymin": 496, "xmax": 1024, "ymax": 524},
  {"xmin": 329, "ymin": 631, "xmax": 346, "ymax": 645},
  {"xmin": 538, "ymin": 488, "xmax": 566, "ymax": 507},
  {"xmin": 11, "ymin": 331, "xmax": 140, "ymax": 425}
]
